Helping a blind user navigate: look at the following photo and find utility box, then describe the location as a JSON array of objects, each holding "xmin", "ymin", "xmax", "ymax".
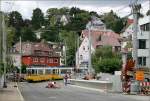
[{"xmin": 130, "ymin": 81, "xmax": 140, "ymax": 94}]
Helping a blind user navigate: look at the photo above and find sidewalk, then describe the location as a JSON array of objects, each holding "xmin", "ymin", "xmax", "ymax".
[
  {"xmin": 0, "ymin": 82, "xmax": 24, "ymax": 101},
  {"xmin": 120, "ymin": 94, "xmax": 150, "ymax": 101}
]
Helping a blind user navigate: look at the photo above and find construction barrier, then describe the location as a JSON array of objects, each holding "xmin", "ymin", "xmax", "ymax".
[
  {"xmin": 122, "ymin": 81, "xmax": 131, "ymax": 93},
  {"xmin": 140, "ymin": 82, "xmax": 150, "ymax": 95}
]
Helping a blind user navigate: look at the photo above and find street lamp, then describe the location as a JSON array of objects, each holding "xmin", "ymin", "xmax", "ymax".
[
  {"xmin": 86, "ymin": 21, "xmax": 94, "ymax": 75},
  {"xmin": 2, "ymin": 12, "xmax": 7, "ymax": 88},
  {"xmin": 19, "ymin": 36, "xmax": 22, "ymax": 82}
]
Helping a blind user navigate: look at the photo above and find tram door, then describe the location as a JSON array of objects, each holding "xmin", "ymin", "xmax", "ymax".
[
  {"xmin": 52, "ymin": 69, "xmax": 60, "ymax": 75},
  {"xmin": 38, "ymin": 69, "xmax": 44, "ymax": 75}
]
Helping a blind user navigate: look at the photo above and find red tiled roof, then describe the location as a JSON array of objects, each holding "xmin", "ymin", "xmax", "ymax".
[
  {"xmin": 81, "ymin": 30, "xmax": 121, "ymax": 48},
  {"xmin": 13, "ymin": 41, "xmax": 54, "ymax": 56},
  {"xmin": 32, "ymin": 42, "xmax": 51, "ymax": 52},
  {"xmin": 127, "ymin": 19, "xmax": 134, "ymax": 25}
]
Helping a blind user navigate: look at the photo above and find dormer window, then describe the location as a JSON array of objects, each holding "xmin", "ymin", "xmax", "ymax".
[{"xmin": 98, "ymin": 35, "xmax": 101, "ymax": 41}]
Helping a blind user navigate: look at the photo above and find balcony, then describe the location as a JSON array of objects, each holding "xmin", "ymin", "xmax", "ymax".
[
  {"xmin": 137, "ymin": 31, "xmax": 149, "ymax": 39},
  {"xmin": 138, "ymin": 49, "xmax": 149, "ymax": 57}
]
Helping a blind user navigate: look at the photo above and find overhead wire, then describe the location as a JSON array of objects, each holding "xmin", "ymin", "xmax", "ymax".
[
  {"xmin": 4, "ymin": 0, "xmax": 15, "ymax": 13},
  {"xmin": 57, "ymin": 0, "xmax": 67, "ymax": 8}
]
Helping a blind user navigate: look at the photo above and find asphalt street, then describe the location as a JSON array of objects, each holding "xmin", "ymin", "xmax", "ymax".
[{"xmin": 18, "ymin": 81, "xmax": 149, "ymax": 101}]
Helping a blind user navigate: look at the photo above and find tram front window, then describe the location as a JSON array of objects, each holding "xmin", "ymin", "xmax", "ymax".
[
  {"xmin": 45, "ymin": 69, "xmax": 51, "ymax": 74},
  {"xmin": 38, "ymin": 70, "xmax": 43, "ymax": 75},
  {"xmin": 32, "ymin": 70, "xmax": 36, "ymax": 75}
]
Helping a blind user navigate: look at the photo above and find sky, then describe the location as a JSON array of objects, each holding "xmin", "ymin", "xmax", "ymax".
[{"xmin": 0, "ymin": 0, "xmax": 149, "ymax": 19}]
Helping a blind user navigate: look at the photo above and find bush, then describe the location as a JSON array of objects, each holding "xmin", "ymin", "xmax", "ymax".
[
  {"xmin": 92, "ymin": 46, "xmax": 122, "ymax": 74},
  {"xmin": 96, "ymin": 58, "xmax": 121, "ymax": 74}
]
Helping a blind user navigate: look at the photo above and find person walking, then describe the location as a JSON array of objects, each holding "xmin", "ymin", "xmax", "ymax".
[{"xmin": 64, "ymin": 73, "xmax": 68, "ymax": 86}]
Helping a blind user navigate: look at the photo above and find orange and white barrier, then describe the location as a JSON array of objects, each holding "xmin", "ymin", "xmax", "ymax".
[
  {"xmin": 122, "ymin": 81, "xmax": 131, "ymax": 93},
  {"xmin": 140, "ymin": 82, "xmax": 150, "ymax": 87},
  {"xmin": 140, "ymin": 82, "xmax": 150, "ymax": 95}
]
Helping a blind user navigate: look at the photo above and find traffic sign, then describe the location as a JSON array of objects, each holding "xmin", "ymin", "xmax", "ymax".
[{"xmin": 135, "ymin": 71, "xmax": 144, "ymax": 81}]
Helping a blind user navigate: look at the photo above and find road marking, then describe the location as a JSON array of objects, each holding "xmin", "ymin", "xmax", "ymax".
[
  {"xmin": 16, "ymin": 82, "xmax": 24, "ymax": 101},
  {"xmin": 70, "ymin": 85, "xmax": 105, "ymax": 93},
  {"xmin": 48, "ymin": 96, "xmax": 57, "ymax": 99}
]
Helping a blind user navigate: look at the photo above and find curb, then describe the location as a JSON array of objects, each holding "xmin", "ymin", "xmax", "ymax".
[{"xmin": 16, "ymin": 82, "xmax": 24, "ymax": 101}]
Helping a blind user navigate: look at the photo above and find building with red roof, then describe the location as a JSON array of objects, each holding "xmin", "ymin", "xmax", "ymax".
[
  {"xmin": 11, "ymin": 41, "xmax": 60, "ymax": 67},
  {"xmin": 76, "ymin": 29, "xmax": 121, "ymax": 69}
]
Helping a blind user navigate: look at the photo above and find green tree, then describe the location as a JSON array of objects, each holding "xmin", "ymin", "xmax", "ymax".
[
  {"xmin": 24, "ymin": 19, "xmax": 32, "ymax": 27},
  {"xmin": 21, "ymin": 64, "xmax": 27, "ymax": 74},
  {"xmin": 102, "ymin": 10, "xmax": 124, "ymax": 33},
  {"xmin": 64, "ymin": 7, "xmax": 91, "ymax": 32},
  {"xmin": 59, "ymin": 30, "xmax": 78, "ymax": 66},
  {"xmin": 8, "ymin": 11, "xmax": 24, "ymax": 42},
  {"xmin": 8, "ymin": 11, "xmax": 24, "ymax": 29},
  {"xmin": 92, "ymin": 46, "xmax": 122, "ymax": 73},
  {"xmin": 7, "ymin": 27, "xmax": 16, "ymax": 48},
  {"xmin": 31, "ymin": 8, "xmax": 45, "ymax": 30},
  {"xmin": 21, "ymin": 27, "xmax": 37, "ymax": 42},
  {"xmin": 41, "ymin": 26, "xmax": 60, "ymax": 42}
]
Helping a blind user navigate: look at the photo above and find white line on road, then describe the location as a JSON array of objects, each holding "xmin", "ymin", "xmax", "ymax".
[
  {"xmin": 48, "ymin": 96, "xmax": 57, "ymax": 99},
  {"xmin": 16, "ymin": 82, "xmax": 24, "ymax": 101},
  {"xmin": 70, "ymin": 85, "xmax": 106, "ymax": 93}
]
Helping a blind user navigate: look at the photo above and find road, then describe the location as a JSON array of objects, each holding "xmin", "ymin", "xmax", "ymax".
[{"xmin": 18, "ymin": 81, "xmax": 149, "ymax": 101}]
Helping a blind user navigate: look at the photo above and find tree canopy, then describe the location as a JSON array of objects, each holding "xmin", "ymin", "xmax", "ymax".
[
  {"xmin": 8, "ymin": 11, "xmax": 24, "ymax": 29},
  {"xmin": 92, "ymin": 46, "xmax": 122, "ymax": 73},
  {"xmin": 21, "ymin": 27, "xmax": 37, "ymax": 42},
  {"xmin": 31, "ymin": 8, "xmax": 45, "ymax": 30},
  {"xmin": 102, "ymin": 10, "xmax": 125, "ymax": 33}
]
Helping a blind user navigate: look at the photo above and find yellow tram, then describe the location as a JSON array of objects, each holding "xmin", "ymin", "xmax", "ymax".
[{"xmin": 25, "ymin": 67, "xmax": 73, "ymax": 82}]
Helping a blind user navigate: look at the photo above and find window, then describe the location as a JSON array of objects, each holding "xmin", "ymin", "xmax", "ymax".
[
  {"xmin": 114, "ymin": 46, "xmax": 121, "ymax": 52},
  {"xmin": 33, "ymin": 58, "xmax": 38, "ymax": 62},
  {"xmin": 140, "ymin": 23, "xmax": 150, "ymax": 31},
  {"xmin": 35, "ymin": 50, "xmax": 41, "ymax": 55},
  {"xmin": 80, "ymin": 55, "xmax": 83, "ymax": 60},
  {"xmin": 48, "ymin": 58, "xmax": 53, "ymax": 63},
  {"xmin": 138, "ymin": 57, "xmax": 146, "ymax": 66},
  {"xmin": 54, "ymin": 59, "xmax": 58, "ymax": 63},
  {"xmin": 98, "ymin": 35, "xmax": 101, "ymax": 41},
  {"xmin": 139, "ymin": 39, "xmax": 146, "ymax": 49},
  {"xmin": 40, "ymin": 58, "xmax": 45, "ymax": 62},
  {"xmin": 83, "ymin": 46, "xmax": 85, "ymax": 50}
]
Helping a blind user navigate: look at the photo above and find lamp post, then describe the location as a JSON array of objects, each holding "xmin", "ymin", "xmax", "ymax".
[
  {"xmin": 0, "ymin": 12, "xmax": 3, "ymax": 73},
  {"xmin": 86, "ymin": 21, "xmax": 92, "ymax": 74},
  {"xmin": 2, "ymin": 13, "xmax": 7, "ymax": 88},
  {"xmin": 19, "ymin": 36, "xmax": 22, "ymax": 82}
]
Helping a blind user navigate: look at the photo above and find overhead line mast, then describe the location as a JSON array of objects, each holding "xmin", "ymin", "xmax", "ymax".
[{"xmin": 130, "ymin": 0, "xmax": 141, "ymax": 68}]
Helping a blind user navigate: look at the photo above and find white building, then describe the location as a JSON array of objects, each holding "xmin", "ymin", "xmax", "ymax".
[
  {"xmin": 60, "ymin": 15, "xmax": 70, "ymax": 26},
  {"xmin": 122, "ymin": 15, "xmax": 150, "ymax": 69},
  {"xmin": 90, "ymin": 16, "xmax": 106, "ymax": 31},
  {"xmin": 76, "ymin": 37, "xmax": 95, "ymax": 69},
  {"xmin": 76, "ymin": 30, "xmax": 121, "ymax": 69},
  {"xmin": 138, "ymin": 15, "xmax": 150, "ymax": 68}
]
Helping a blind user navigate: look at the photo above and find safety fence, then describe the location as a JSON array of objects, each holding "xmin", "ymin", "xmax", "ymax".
[
  {"xmin": 122, "ymin": 81, "xmax": 150, "ymax": 95},
  {"xmin": 140, "ymin": 82, "xmax": 150, "ymax": 95}
]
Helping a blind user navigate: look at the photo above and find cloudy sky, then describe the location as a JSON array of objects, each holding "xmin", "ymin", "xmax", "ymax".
[{"xmin": 0, "ymin": 0, "xmax": 149, "ymax": 19}]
